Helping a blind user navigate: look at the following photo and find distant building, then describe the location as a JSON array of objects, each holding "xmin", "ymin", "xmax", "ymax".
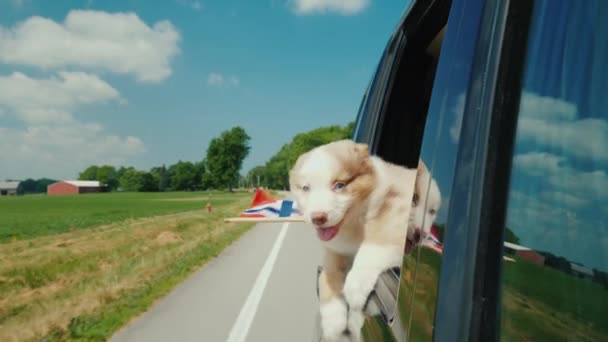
[
  {"xmin": 47, "ymin": 180, "xmax": 106, "ymax": 196},
  {"xmin": 0, "ymin": 181, "xmax": 20, "ymax": 196},
  {"xmin": 503, "ymin": 241, "xmax": 546, "ymax": 266},
  {"xmin": 570, "ymin": 262, "xmax": 594, "ymax": 280}
]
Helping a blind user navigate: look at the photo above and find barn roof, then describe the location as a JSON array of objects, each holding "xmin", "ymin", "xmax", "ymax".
[
  {"xmin": 63, "ymin": 180, "xmax": 102, "ymax": 187},
  {"xmin": 0, "ymin": 181, "xmax": 20, "ymax": 189},
  {"xmin": 504, "ymin": 241, "xmax": 532, "ymax": 251}
]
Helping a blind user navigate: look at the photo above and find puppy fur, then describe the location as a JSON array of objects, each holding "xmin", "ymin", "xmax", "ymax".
[
  {"xmin": 409, "ymin": 159, "xmax": 442, "ymax": 251},
  {"xmin": 289, "ymin": 139, "xmax": 429, "ymax": 342}
]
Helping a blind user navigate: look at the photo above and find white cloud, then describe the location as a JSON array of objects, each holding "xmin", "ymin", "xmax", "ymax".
[
  {"xmin": 518, "ymin": 117, "xmax": 608, "ymax": 162},
  {"xmin": 539, "ymin": 191, "xmax": 588, "ymax": 209},
  {"xmin": 207, "ymin": 72, "xmax": 239, "ymax": 87},
  {"xmin": 513, "ymin": 152, "xmax": 564, "ymax": 176},
  {"xmin": 0, "ymin": 123, "xmax": 145, "ymax": 179},
  {"xmin": 512, "ymin": 93, "xmax": 608, "ymax": 161},
  {"xmin": 449, "ymin": 92, "xmax": 608, "ymax": 162},
  {"xmin": 0, "ymin": 71, "xmax": 121, "ymax": 124},
  {"xmin": 290, "ymin": 0, "xmax": 370, "ymax": 15},
  {"xmin": 0, "ymin": 10, "xmax": 181, "ymax": 82},
  {"xmin": 514, "ymin": 151, "xmax": 608, "ymax": 201},
  {"xmin": 516, "ymin": 92, "xmax": 608, "ymax": 161},
  {"xmin": 0, "ymin": 71, "xmax": 145, "ymax": 179},
  {"xmin": 176, "ymin": 0, "xmax": 202, "ymax": 11},
  {"xmin": 518, "ymin": 92, "xmax": 578, "ymax": 121}
]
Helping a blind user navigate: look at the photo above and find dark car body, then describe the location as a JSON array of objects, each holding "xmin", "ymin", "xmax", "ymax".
[{"xmin": 317, "ymin": 0, "xmax": 608, "ymax": 341}]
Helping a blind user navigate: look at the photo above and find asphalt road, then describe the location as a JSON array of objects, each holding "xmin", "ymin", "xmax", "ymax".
[{"xmin": 111, "ymin": 220, "xmax": 322, "ymax": 342}]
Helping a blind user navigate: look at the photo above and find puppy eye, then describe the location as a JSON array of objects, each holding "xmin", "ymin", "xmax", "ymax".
[
  {"xmin": 412, "ymin": 193, "xmax": 419, "ymax": 206},
  {"xmin": 333, "ymin": 182, "xmax": 346, "ymax": 191},
  {"xmin": 429, "ymin": 209, "xmax": 437, "ymax": 215},
  {"xmin": 302, "ymin": 185, "xmax": 310, "ymax": 192}
]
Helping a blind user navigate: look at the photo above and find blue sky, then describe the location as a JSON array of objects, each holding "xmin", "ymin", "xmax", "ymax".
[
  {"xmin": 0, "ymin": 0, "xmax": 410, "ymax": 180},
  {"xmin": 422, "ymin": 0, "xmax": 608, "ymax": 271}
]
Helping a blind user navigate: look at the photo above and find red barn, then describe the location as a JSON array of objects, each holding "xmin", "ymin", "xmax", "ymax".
[
  {"xmin": 504, "ymin": 241, "xmax": 546, "ymax": 266},
  {"xmin": 47, "ymin": 180, "xmax": 105, "ymax": 196}
]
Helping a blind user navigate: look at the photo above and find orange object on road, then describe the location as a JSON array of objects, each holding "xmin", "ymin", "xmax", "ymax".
[{"xmin": 207, "ymin": 203, "xmax": 212, "ymax": 212}]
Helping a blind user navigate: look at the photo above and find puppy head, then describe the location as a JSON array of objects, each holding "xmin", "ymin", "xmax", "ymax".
[
  {"xmin": 289, "ymin": 139, "xmax": 374, "ymax": 242},
  {"xmin": 406, "ymin": 160, "xmax": 441, "ymax": 251}
]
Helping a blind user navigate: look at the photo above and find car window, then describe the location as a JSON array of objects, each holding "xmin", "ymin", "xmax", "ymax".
[
  {"xmin": 396, "ymin": 0, "xmax": 487, "ymax": 340},
  {"xmin": 500, "ymin": 1, "xmax": 608, "ymax": 340},
  {"xmin": 356, "ymin": 2, "xmax": 455, "ymax": 339}
]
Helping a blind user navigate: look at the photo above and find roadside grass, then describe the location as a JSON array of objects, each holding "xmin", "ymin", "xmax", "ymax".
[
  {"xmin": 393, "ymin": 248, "xmax": 608, "ymax": 341},
  {"xmin": 0, "ymin": 192, "xmax": 253, "ymax": 341},
  {"xmin": 0, "ymin": 191, "xmax": 242, "ymax": 242}
]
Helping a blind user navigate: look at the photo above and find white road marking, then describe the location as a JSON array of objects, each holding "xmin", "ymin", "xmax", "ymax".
[{"xmin": 226, "ymin": 222, "xmax": 290, "ymax": 342}]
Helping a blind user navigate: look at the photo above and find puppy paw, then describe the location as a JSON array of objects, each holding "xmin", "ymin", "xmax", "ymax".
[
  {"xmin": 346, "ymin": 309, "xmax": 366, "ymax": 342},
  {"xmin": 343, "ymin": 270, "xmax": 376, "ymax": 311},
  {"xmin": 320, "ymin": 298, "xmax": 349, "ymax": 341}
]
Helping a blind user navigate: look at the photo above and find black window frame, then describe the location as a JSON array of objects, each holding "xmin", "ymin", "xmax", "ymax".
[{"xmin": 433, "ymin": 0, "xmax": 535, "ymax": 341}]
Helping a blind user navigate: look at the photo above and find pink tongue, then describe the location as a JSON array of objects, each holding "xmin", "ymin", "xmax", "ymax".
[{"xmin": 316, "ymin": 226, "xmax": 338, "ymax": 241}]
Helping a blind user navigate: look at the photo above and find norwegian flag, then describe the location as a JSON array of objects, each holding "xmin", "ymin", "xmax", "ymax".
[
  {"xmin": 422, "ymin": 225, "xmax": 443, "ymax": 253},
  {"xmin": 240, "ymin": 188, "xmax": 301, "ymax": 218}
]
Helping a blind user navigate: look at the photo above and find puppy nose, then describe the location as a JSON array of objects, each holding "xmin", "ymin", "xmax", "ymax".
[{"xmin": 311, "ymin": 211, "xmax": 328, "ymax": 226}]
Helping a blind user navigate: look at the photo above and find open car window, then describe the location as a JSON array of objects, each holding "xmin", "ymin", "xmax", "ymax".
[{"xmin": 357, "ymin": 0, "xmax": 456, "ymax": 340}]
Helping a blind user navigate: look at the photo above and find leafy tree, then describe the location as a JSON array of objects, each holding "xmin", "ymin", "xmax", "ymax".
[
  {"xmin": 138, "ymin": 172, "xmax": 157, "ymax": 192},
  {"xmin": 544, "ymin": 254, "xmax": 572, "ymax": 274},
  {"xmin": 119, "ymin": 168, "xmax": 156, "ymax": 192},
  {"xmin": 36, "ymin": 178, "xmax": 58, "ymax": 193},
  {"xmin": 151, "ymin": 164, "xmax": 169, "ymax": 192},
  {"xmin": 18, "ymin": 178, "xmax": 58, "ymax": 194},
  {"xmin": 260, "ymin": 122, "xmax": 353, "ymax": 189},
  {"xmin": 167, "ymin": 161, "xmax": 199, "ymax": 191},
  {"xmin": 119, "ymin": 167, "xmax": 139, "ymax": 191},
  {"xmin": 247, "ymin": 166, "xmax": 266, "ymax": 188},
  {"xmin": 79, "ymin": 165, "xmax": 99, "ymax": 181},
  {"xmin": 504, "ymin": 227, "xmax": 521, "ymax": 245},
  {"xmin": 19, "ymin": 179, "xmax": 38, "ymax": 194},
  {"xmin": 205, "ymin": 126, "xmax": 251, "ymax": 191},
  {"xmin": 97, "ymin": 165, "xmax": 119, "ymax": 190}
]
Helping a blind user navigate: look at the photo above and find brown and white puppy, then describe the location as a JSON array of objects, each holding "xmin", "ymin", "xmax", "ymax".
[
  {"xmin": 409, "ymin": 159, "xmax": 442, "ymax": 252},
  {"xmin": 289, "ymin": 139, "xmax": 421, "ymax": 342}
]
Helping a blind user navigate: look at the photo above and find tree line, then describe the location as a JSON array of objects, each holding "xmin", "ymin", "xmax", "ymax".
[
  {"xmin": 246, "ymin": 122, "xmax": 355, "ymax": 189},
  {"xmin": 77, "ymin": 126, "xmax": 251, "ymax": 192},
  {"xmin": 73, "ymin": 121, "xmax": 354, "ymax": 192},
  {"xmin": 14, "ymin": 178, "xmax": 58, "ymax": 194}
]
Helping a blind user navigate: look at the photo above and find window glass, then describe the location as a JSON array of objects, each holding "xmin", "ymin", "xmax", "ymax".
[
  {"xmin": 501, "ymin": 1, "xmax": 608, "ymax": 340},
  {"xmin": 395, "ymin": 0, "xmax": 486, "ymax": 340}
]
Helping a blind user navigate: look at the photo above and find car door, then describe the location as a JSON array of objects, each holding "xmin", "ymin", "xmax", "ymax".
[
  {"xmin": 323, "ymin": 0, "xmax": 607, "ymax": 341},
  {"xmin": 420, "ymin": 1, "xmax": 608, "ymax": 341},
  {"xmin": 357, "ymin": 0, "xmax": 536, "ymax": 340}
]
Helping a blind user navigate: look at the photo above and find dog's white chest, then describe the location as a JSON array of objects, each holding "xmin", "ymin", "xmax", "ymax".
[{"xmin": 323, "ymin": 235, "xmax": 359, "ymax": 256}]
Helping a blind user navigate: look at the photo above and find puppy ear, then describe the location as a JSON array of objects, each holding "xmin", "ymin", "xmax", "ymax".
[
  {"xmin": 354, "ymin": 143, "xmax": 369, "ymax": 159},
  {"xmin": 417, "ymin": 159, "xmax": 428, "ymax": 175},
  {"xmin": 414, "ymin": 159, "xmax": 429, "ymax": 201}
]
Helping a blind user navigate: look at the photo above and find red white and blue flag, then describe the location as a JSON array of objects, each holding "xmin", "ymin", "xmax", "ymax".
[
  {"xmin": 239, "ymin": 188, "xmax": 301, "ymax": 218},
  {"xmin": 422, "ymin": 225, "xmax": 443, "ymax": 253}
]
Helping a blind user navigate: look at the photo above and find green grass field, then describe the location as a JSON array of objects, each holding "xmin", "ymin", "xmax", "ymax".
[
  {"xmin": 0, "ymin": 190, "xmax": 256, "ymax": 341},
  {"xmin": 0, "ymin": 191, "xmax": 242, "ymax": 242},
  {"xmin": 388, "ymin": 248, "xmax": 608, "ymax": 341}
]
